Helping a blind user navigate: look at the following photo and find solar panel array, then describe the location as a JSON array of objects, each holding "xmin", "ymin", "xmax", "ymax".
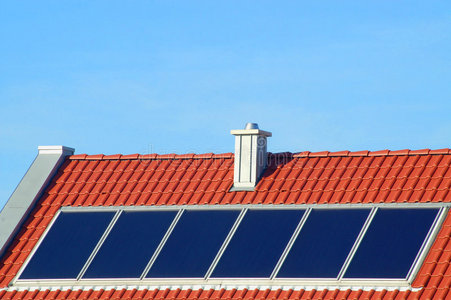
[{"xmin": 18, "ymin": 207, "xmax": 440, "ymax": 281}]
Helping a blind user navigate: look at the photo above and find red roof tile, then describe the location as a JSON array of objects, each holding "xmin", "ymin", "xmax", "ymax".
[
  {"xmin": 0, "ymin": 288, "xmax": 427, "ymax": 300},
  {"xmin": 1, "ymin": 150, "xmax": 451, "ymax": 299}
]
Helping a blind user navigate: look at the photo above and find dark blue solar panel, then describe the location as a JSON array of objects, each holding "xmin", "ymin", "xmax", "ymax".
[
  {"xmin": 277, "ymin": 209, "xmax": 369, "ymax": 278},
  {"xmin": 147, "ymin": 210, "xmax": 239, "ymax": 278},
  {"xmin": 20, "ymin": 211, "xmax": 114, "ymax": 279},
  {"xmin": 344, "ymin": 208, "xmax": 439, "ymax": 279},
  {"xmin": 211, "ymin": 209, "xmax": 304, "ymax": 278},
  {"xmin": 83, "ymin": 210, "xmax": 177, "ymax": 278}
]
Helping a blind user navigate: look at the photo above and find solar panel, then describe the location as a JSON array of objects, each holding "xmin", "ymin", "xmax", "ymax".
[
  {"xmin": 277, "ymin": 209, "xmax": 370, "ymax": 278},
  {"xmin": 19, "ymin": 211, "xmax": 114, "ymax": 279},
  {"xmin": 83, "ymin": 211, "xmax": 177, "ymax": 278},
  {"xmin": 146, "ymin": 210, "xmax": 239, "ymax": 278},
  {"xmin": 18, "ymin": 206, "xmax": 442, "ymax": 282},
  {"xmin": 344, "ymin": 208, "xmax": 439, "ymax": 279},
  {"xmin": 211, "ymin": 209, "xmax": 305, "ymax": 278}
]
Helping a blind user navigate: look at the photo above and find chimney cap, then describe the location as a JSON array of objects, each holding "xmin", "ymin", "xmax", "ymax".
[{"xmin": 231, "ymin": 123, "xmax": 272, "ymax": 137}]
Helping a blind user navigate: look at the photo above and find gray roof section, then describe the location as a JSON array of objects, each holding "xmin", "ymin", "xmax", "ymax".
[{"xmin": 0, "ymin": 146, "xmax": 74, "ymax": 258}]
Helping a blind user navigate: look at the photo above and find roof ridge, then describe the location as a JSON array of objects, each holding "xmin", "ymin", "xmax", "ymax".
[
  {"xmin": 67, "ymin": 148, "xmax": 451, "ymax": 161},
  {"xmin": 292, "ymin": 148, "xmax": 451, "ymax": 158},
  {"xmin": 68, "ymin": 153, "xmax": 235, "ymax": 160}
]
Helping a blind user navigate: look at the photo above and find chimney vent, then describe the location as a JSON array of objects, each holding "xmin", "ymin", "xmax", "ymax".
[
  {"xmin": 245, "ymin": 123, "xmax": 259, "ymax": 130},
  {"xmin": 230, "ymin": 123, "xmax": 272, "ymax": 191}
]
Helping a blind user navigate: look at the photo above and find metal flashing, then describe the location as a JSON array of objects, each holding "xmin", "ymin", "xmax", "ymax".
[
  {"xmin": 58, "ymin": 202, "xmax": 451, "ymax": 212},
  {"xmin": 1, "ymin": 283, "xmax": 420, "ymax": 294},
  {"xmin": 11, "ymin": 278, "xmax": 414, "ymax": 290},
  {"xmin": 0, "ymin": 145, "xmax": 74, "ymax": 258},
  {"xmin": 37, "ymin": 146, "xmax": 75, "ymax": 155},
  {"xmin": 229, "ymin": 186, "xmax": 255, "ymax": 192}
]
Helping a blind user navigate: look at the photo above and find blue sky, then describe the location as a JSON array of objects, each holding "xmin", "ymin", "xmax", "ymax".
[{"xmin": 1, "ymin": 1, "xmax": 451, "ymax": 210}]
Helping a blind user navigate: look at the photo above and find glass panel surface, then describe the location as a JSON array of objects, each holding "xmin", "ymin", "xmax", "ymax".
[
  {"xmin": 20, "ymin": 211, "xmax": 114, "ymax": 279},
  {"xmin": 344, "ymin": 208, "xmax": 439, "ymax": 279},
  {"xmin": 211, "ymin": 209, "xmax": 304, "ymax": 278},
  {"xmin": 277, "ymin": 209, "xmax": 370, "ymax": 278},
  {"xmin": 147, "ymin": 210, "xmax": 239, "ymax": 278},
  {"xmin": 83, "ymin": 211, "xmax": 177, "ymax": 278}
]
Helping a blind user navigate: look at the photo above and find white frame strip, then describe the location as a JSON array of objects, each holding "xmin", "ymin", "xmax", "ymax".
[
  {"xmin": 11, "ymin": 209, "xmax": 64, "ymax": 284},
  {"xmin": 204, "ymin": 208, "xmax": 247, "ymax": 279},
  {"xmin": 140, "ymin": 209, "xmax": 184, "ymax": 279},
  {"xmin": 337, "ymin": 207, "xmax": 377, "ymax": 280},
  {"xmin": 270, "ymin": 208, "xmax": 311, "ymax": 279},
  {"xmin": 77, "ymin": 210, "xmax": 123, "ymax": 279},
  {"xmin": 406, "ymin": 207, "xmax": 448, "ymax": 282}
]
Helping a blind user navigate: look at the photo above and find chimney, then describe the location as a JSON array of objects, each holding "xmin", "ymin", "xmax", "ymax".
[{"xmin": 230, "ymin": 123, "xmax": 272, "ymax": 191}]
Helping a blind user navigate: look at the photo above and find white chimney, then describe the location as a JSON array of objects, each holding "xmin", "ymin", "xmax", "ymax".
[{"xmin": 230, "ymin": 123, "xmax": 272, "ymax": 191}]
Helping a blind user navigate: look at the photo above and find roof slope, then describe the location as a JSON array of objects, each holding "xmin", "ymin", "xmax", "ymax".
[{"xmin": 1, "ymin": 149, "xmax": 451, "ymax": 299}]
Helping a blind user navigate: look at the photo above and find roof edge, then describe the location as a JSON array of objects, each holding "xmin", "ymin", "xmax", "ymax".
[{"xmin": 0, "ymin": 146, "xmax": 74, "ymax": 258}]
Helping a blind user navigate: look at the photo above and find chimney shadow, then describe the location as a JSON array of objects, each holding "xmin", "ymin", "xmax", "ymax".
[{"xmin": 261, "ymin": 152, "xmax": 295, "ymax": 178}]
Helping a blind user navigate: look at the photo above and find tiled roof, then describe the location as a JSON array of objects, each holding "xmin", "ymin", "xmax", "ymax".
[
  {"xmin": 1, "ymin": 149, "xmax": 451, "ymax": 299},
  {"xmin": 0, "ymin": 287, "xmax": 443, "ymax": 300}
]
